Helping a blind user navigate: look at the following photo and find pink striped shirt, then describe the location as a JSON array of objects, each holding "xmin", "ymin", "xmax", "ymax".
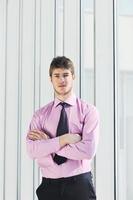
[{"xmin": 26, "ymin": 94, "xmax": 100, "ymax": 178}]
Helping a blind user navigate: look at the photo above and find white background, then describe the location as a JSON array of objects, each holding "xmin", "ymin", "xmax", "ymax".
[{"xmin": 0, "ymin": 0, "xmax": 133, "ymax": 200}]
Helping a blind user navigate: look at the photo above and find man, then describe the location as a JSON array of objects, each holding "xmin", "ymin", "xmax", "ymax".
[{"xmin": 26, "ymin": 56, "xmax": 100, "ymax": 200}]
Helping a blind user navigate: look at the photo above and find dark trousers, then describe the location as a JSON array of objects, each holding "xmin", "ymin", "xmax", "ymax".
[{"xmin": 36, "ymin": 172, "xmax": 96, "ymax": 200}]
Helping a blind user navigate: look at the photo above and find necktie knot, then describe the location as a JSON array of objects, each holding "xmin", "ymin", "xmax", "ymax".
[{"xmin": 59, "ymin": 102, "xmax": 70, "ymax": 108}]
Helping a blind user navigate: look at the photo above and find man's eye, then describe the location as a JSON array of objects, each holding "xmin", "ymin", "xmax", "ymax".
[
  {"xmin": 64, "ymin": 74, "xmax": 69, "ymax": 77},
  {"xmin": 55, "ymin": 75, "xmax": 59, "ymax": 78}
]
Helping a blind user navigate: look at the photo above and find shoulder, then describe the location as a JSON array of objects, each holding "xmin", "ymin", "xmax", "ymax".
[
  {"xmin": 76, "ymin": 97, "xmax": 99, "ymax": 116},
  {"xmin": 33, "ymin": 101, "xmax": 54, "ymax": 118}
]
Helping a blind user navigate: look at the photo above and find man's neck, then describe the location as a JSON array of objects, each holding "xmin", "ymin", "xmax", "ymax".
[{"xmin": 55, "ymin": 92, "xmax": 73, "ymax": 102}]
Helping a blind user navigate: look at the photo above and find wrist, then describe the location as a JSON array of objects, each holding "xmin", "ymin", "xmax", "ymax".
[{"xmin": 59, "ymin": 134, "xmax": 68, "ymax": 147}]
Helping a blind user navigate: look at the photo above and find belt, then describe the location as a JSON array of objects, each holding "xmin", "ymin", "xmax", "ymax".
[{"xmin": 42, "ymin": 172, "xmax": 91, "ymax": 184}]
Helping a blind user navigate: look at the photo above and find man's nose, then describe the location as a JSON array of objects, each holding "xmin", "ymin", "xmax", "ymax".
[{"xmin": 59, "ymin": 76, "xmax": 65, "ymax": 81}]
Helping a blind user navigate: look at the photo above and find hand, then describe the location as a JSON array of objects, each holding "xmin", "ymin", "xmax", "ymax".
[
  {"xmin": 27, "ymin": 130, "xmax": 49, "ymax": 141},
  {"xmin": 66, "ymin": 133, "xmax": 81, "ymax": 144},
  {"xmin": 59, "ymin": 133, "xmax": 81, "ymax": 147}
]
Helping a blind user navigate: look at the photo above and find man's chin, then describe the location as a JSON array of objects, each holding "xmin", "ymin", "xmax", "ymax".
[{"xmin": 55, "ymin": 89, "xmax": 71, "ymax": 96}]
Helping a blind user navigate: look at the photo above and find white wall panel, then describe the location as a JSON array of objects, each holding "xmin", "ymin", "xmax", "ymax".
[
  {"xmin": 21, "ymin": 0, "xmax": 35, "ymax": 200},
  {"xmin": 0, "ymin": 1, "xmax": 6, "ymax": 200},
  {"xmin": 55, "ymin": 0, "xmax": 64, "ymax": 55},
  {"xmin": 95, "ymin": 0, "xmax": 114, "ymax": 200},
  {"xmin": 4, "ymin": 0, "xmax": 19, "ymax": 200}
]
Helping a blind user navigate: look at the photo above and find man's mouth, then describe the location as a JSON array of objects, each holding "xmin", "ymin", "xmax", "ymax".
[{"xmin": 59, "ymin": 85, "xmax": 66, "ymax": 87}]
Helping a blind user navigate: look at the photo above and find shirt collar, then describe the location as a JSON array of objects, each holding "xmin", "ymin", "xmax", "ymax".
[{"xmin": 53, "ymin": 93, "xmax": 76, "ymax": 107}]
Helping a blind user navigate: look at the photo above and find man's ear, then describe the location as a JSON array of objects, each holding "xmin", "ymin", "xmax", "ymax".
[
  {"xmin": 49, "ymin": 76, "xmax": 52, "ymax": 82},
  {"xmin": 72, "ymin": 74, "xmax": 75, "ymax": 80}
]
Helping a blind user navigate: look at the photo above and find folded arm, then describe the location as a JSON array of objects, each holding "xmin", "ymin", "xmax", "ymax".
[
  {"xmin": 55, "ymin": 107, "xmax": 100, "ymax": 160},
  {"xmin": 26, "ymin": 112, "xmax": 81, "ymax": 160},
  {"xmin": 26, "ymin": 112, "xmax": 61, "ymax": 160}
]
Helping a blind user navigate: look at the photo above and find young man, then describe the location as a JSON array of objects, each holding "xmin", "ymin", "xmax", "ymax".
[{"xmin": 26, "ymin": 56, "xmax": 100, "ymax": 200}]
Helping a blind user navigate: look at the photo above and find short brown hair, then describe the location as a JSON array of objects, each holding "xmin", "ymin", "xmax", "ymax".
[{"xmin": 49, "ymin": 56, "xmax": 75, "ymax": 76}]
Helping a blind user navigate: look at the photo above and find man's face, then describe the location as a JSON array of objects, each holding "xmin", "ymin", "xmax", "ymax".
[{"xmin": 50, "ymin": 68, "xmax": 75, "ymax": 96}]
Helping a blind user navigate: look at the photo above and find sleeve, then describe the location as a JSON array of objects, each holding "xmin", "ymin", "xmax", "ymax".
[
  {"xmin": 26, "ymin": 111, "xmax": 61, "ymax": 160},
  {"xmin": 56, "ymin": 106, "xmax": 100, "ymax": 160}
]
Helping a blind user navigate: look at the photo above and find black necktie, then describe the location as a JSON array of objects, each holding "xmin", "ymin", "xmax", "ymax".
[{"xmin": 53, "ymin": 102, "xmax": 69, "ymax": 165}]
